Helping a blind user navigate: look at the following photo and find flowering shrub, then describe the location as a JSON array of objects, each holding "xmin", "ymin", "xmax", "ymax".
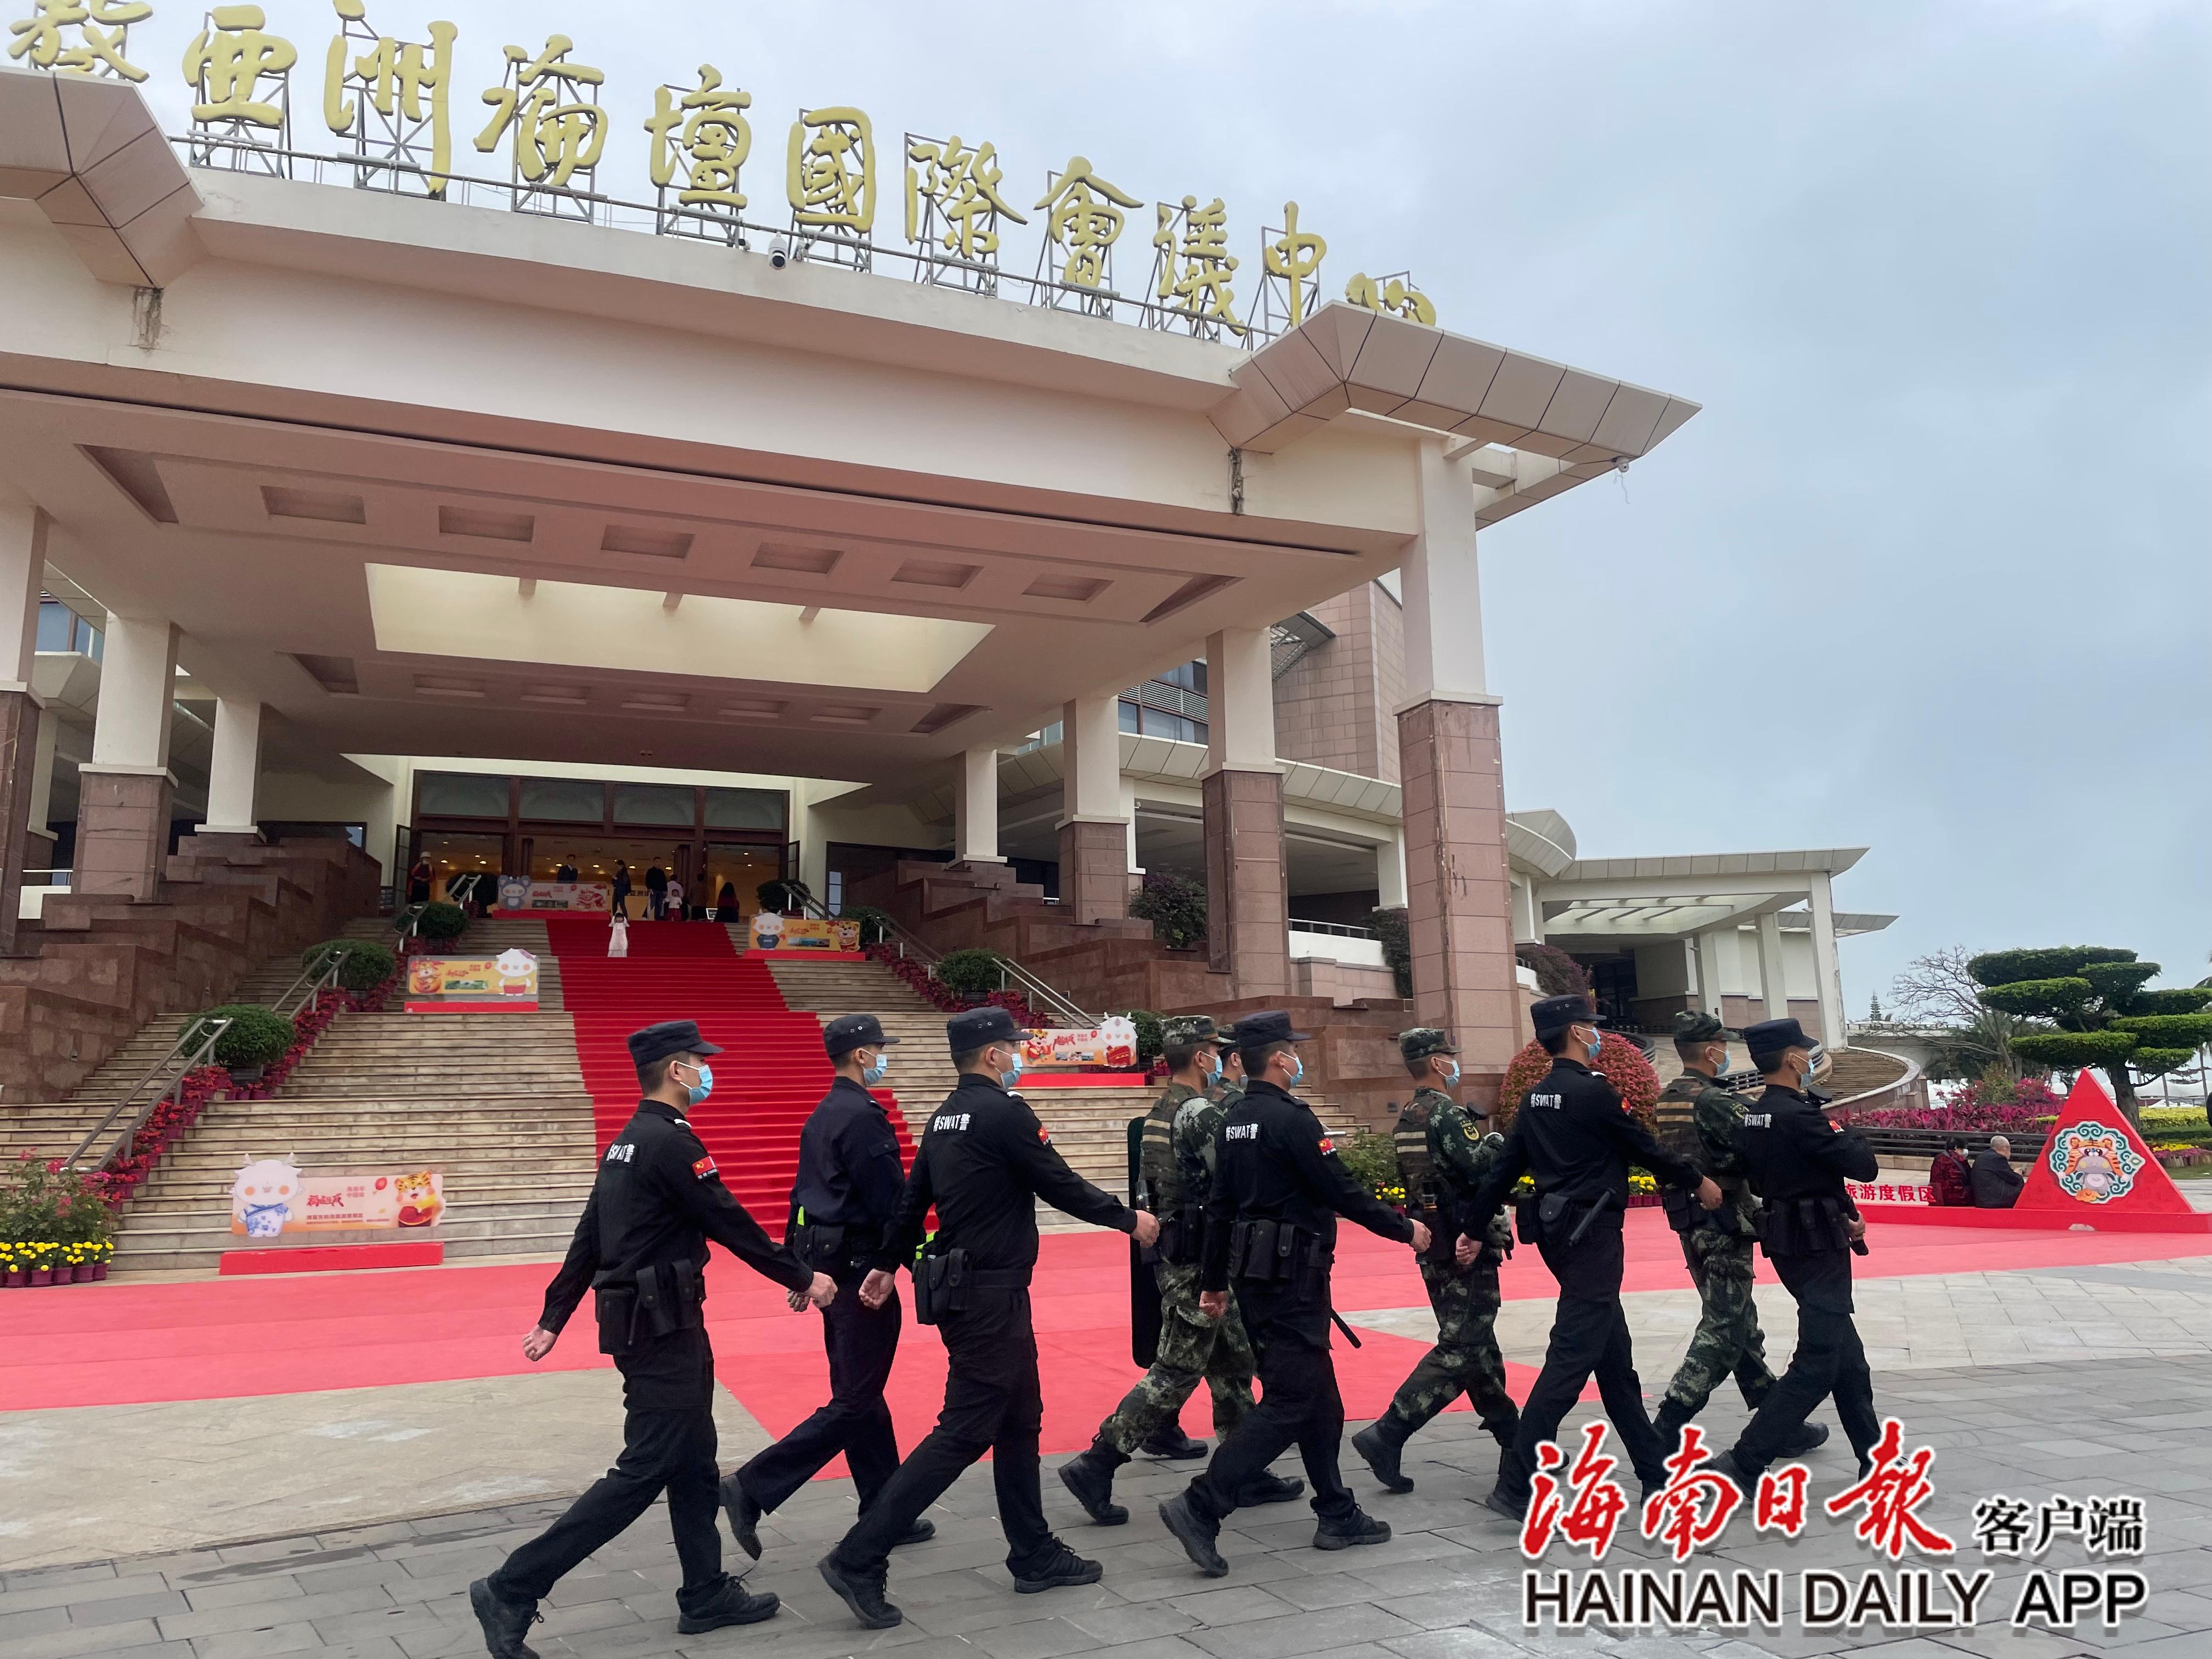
[
  {"xmin": 1496, "ymin": 1034, "xmax": 1661, "ymax": 1133},
  {"xmin": 1846, "ymin": 1076, "xmax": 2066, "ymax": 1133},
  {"xmin": 863, "ymin": 944, "xmax": 1039, "ymax": 1028}
]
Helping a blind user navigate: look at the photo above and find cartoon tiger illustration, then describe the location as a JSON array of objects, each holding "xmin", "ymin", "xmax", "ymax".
[{"xmin": 393, "ymin": 1169, "xmax": 443, "ymax": 1228}]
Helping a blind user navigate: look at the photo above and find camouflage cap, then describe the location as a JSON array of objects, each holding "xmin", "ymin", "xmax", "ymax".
[
  {"xmin": 1398, "ymin": 1027, "xmax": 1459, "ymax": 1064},
  {"xmin": 1671, "ymin": 1010, "xmax": 1727, "ymax": 1043},
  {"xmin": 1162, "ymin": 1014, "xmax": 1220, "ymax": 1046}
]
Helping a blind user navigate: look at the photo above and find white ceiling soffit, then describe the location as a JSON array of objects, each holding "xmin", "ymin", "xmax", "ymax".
[
  {"xmin": 1559, "ymin": 848, "xmax": 1869, "ymax": 882},
  {"xmin": 0, "ymin": 64, "xmax": 202, "ymax": 286},
  {"xmin": 1505, "ymin": 809, "xmax": 1577, "ymax": 877},
  {"xmin": 1211, "ymin": 302, "xmax": 1699, "ymax": 470},
  {"xmin": 365, "ymin": 566, "xmax": 992, "ymax": 695}
]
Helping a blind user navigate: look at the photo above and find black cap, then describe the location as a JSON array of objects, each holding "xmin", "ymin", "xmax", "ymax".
[
  {"xmin": 627, "ymin": 1019, "xmax": 723, "ymax": 1068},
  {"xmin": 1743, "ymin": 1017, "xmax": 1814, "ymax": 1062},
  {"xmin": 1232, "ymin": 1010, "xmax": 1313, "ymax": 1048},
  {"xmin": 824, "ymin": 1013, "xmax": 899, "ymax": 1060},
  {"xmin": 1530, "ymin": 994, "xmax": 1606, "ymax": 1037},
  {"xmin": 947, "ymin": 1006, "xmax": 1023, "ymax": 1053}
]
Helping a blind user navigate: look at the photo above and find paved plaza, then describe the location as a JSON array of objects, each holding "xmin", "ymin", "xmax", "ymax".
[{"xmin": 6, "ymin": 1250, "xmax": 2211, "ymax": 1659}]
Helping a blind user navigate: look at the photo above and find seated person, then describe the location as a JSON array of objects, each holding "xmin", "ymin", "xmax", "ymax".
[
  {"xmin": 1929, "ymin": 1137, "xmax": 1974, "ymax": 1206},
  {"xmin": 1971, "ymin": 1135, "xmax": 2025, "ymax": 1209}
]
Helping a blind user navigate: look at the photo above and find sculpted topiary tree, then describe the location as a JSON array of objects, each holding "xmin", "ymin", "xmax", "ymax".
[{"xmin": 1968, "ymin": 946, "xmax": 2212, "ymax": 1124}]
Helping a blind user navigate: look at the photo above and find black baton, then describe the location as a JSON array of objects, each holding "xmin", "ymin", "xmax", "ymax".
[
  {"xmin": 1566, "ymin": 1189, "xmax": 1617, "ymax": 1249},
  {"xmin": 1329, "ymin": 1309, "xmax": 1363, "ymax": 1348}
]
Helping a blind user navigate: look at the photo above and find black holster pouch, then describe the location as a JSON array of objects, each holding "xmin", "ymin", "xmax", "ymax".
[
  {"xmin": 912, "ymin": 1248, "xmax": 971, "ymax": 1325},
  {"xmin": 1761, "ymin": 1194, "xmax": 1850, "ymax": 1257},
  {"xmin": 1660, "ymin": 1186, "xmax": 1696, "ymax": 1235},
  {"xmin": 1228, "ymin": 1219, "xmax": 1312, "ymax": 1285},
  {"xmin": 593, "ymin": 1259, "xmax": 704, "ymax": 1356},
  {"xmin": 1515, "ymin": 1195, "xmax": 1544, "ymax": 1248},
  {"xmin": 1155, "ymin": 1203, "xmax": 1203, "ymax": 1267}
]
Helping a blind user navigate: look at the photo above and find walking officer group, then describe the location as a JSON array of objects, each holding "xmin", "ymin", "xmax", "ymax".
[{"xmin": 473, "ymin": 989, "xmax": 1886, "ymax": 1657}]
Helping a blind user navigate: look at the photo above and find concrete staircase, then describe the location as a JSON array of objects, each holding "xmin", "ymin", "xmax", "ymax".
[{"xmin": 112, "ymin": 1010, "xmax": 596, "ymax": 1274}]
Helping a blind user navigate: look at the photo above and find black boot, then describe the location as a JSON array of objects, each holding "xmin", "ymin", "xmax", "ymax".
[
  {"xmin": 468, "ymin": 1577, "xmax": 543, "ymax": 1659},
  {"xmin": 1159, "ymin": 1492, "xmax": 1228, "ymax": 1577},
  {"xmin": 719, "ymin": 1472, "xmax": 764, "ymax": 1560},
  {"xmin": 817, "ymin": 1555, "xmax": 902, "ymax": 1629},
  {"xmin": 1351, "ymin": 1421, "xmax": 1414, "ymax": 1494},
  {"xmin": 1483, "ymin": 1409, "xmax": 1521, "ymax": 1449},
  {"xmin": 676, "ymin": 1578, "xmax": 781, "ymax": 1635},
  {"xmin": 1058, "ymin": 1447, "xmax": 1130, "ymax": 1525},
  {"xmin": 1313, "ymin": 1506, "xmax": 1391, "ymax": 1550},
  {"xmin": 1013, "ymin": 1544, "xmax": 1104, "ymax": 1594},
  {"xmin": 1780, "ymin": 1421, "xmax": 1830, "ymax": 1459},
  {"xmin": 1141, "ymin": 1423, "xmax": 1207, "ymax": 1459},
  {"xmin": 1652, "ymin": 1400, "xmax": 1691, "ymax": 1454},
  {"xmin": 1239, "ymin": 1471, "xmax": 1306, "ymax": 1506}
]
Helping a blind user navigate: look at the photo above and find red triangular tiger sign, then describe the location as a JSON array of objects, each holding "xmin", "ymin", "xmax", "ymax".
[{"xmin": 2016, "ymin": 1071, "xmax": 2196, "ymax": 1218}]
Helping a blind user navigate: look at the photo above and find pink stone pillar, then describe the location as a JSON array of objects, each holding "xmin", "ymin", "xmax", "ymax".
[
  {"xmin": 1057, "ymin": 691, "xmax": 1128, "ymax": 924},
  {"xmin": 1203, "ymin": 627, "xmax": 1289, "ymax": 998},
  {"xmin": 75, "ymin": 611, "xmax": 180, "ymax": 901},
  {"xmin": 0, "ymin": 690, "xmax": 40, "ymax": 954},
  {"xmin": 1398, "ymin": 697, "xmax": 1519, "ymax": 1070}
]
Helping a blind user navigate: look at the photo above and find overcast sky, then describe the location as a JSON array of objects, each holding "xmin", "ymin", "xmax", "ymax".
[{"xmin": 121, "ymin": 0, "xmax": 2209, "ymax": 1009}]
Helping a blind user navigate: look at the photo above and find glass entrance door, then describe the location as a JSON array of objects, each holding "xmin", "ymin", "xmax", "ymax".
[{"xmin": 702, "ymin": 843, "xmax": 785, "ymax": 919}]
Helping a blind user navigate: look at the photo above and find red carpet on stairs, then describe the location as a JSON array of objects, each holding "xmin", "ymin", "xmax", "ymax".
[{"xmin": 543, "ymin": 918, "xmax": 913, "ymax": 1226}]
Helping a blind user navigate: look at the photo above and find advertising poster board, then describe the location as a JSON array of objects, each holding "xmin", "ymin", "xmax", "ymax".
[
  {"xmin": 747, "ymin": 913, "xmax": 861, "ymax": 953},
  {"xmin": 230, "ymin": 1161, "xmax": 447, "ymax": 1237},
  {"xmin": 405, "ymin": 949, "xmax": 540, "ymax": 1012},
  {"xmin": 1018, "ymin": 1017, "xmax": 1144, "ymax": 1085},
  {"xmin": 495, "ymin": 877, "xmax": 613, "ymax": 913}
]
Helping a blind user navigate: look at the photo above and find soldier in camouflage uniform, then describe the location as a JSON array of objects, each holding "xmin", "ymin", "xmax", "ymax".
[
  {"xmin": 1652, "ymin": 1011, "xmax": 1825, "ymax": 1457},
  {"xmin": 1058, "ymin": 1016, "xmax": 1304, "ymax": 1525},
  {"xmin": 1351, "ymin": 1028, "xmax": 1520, "ymax": 1494}
]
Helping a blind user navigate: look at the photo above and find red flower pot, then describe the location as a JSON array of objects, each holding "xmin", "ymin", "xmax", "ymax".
[
  {"xmin": 28, "ymin": 1269, "xmax": 53, "ymax": 1286},
  {"xmin": 72, "ymin": 1263, "xmax": 93, "ymax": 1283},
  {"xmin": 92, "ymin": 1262, "xmax": 109, "ymax": 1280},
  {"xmin": 3, "ymin": 1271, "xmax": 22, "ymax": 1288}
]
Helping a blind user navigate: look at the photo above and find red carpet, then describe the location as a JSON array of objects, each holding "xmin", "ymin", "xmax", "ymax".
[{"xmin": 543, "ymin": 917, "xmax": 912, "ymax": 1220}]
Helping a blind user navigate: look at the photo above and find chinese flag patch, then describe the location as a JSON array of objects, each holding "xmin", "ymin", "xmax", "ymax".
[
  {"xmin": 1037, "ymin": 1125, "xmax": 1052, "ymax": 1144},
  {"xmin": 1318, "ymin": 1137, "xmax": 1336, "ymax": 1155},
  {"xmin": 692, "ymin": 1155, "xmax": 718, "ymax": 1180}
]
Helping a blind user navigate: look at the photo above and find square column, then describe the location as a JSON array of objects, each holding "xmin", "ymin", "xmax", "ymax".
[
  {"xmin": 1808, "ymin": 873, "xmax": 1846, "ymax": 1047},
  {"xmin": 0, "ymin": 500, "xmax": 47, "ymax": 953},
  {"xmin": 1396, "ymin": 441, "xmax": 1519, "ymax": 1069},
  {"xmin": 1376, "ymin": 826, "xmax": 1407, "ymax": 911},
  {"xmin": 1204, "ymin": 627, "xmax": 1289, "ymax": 997},
  {"xmin": 1695, "ymin": 927, "xmax": 1729, "ymax": 1017},
  {"xmin": 1755, "ymin": 911, "xmax": 1789, "ymax": 1024},
  {"xmin": 1057, "ymin": 691, "xmax": 1129, "ymax": 923},
  {"xmin": 199, "ymin": 696, "xmax": 266, "ymax": 837},
  {"xmin": 77, "ymin": 611, "xmax": 178, "ymax": 900},
  {"xmin": 951, "ymin": 743, "xmax": 1003, "ymax": 866}
]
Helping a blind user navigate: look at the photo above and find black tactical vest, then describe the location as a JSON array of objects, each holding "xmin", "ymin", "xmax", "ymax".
[{"xmin": 1394, "ymin": 1092, "xmax": 1437, "ymax": 1206}]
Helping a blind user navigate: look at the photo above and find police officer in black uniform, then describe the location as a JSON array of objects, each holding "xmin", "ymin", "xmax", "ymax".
[
  {"xmin": 1158, "ymin": 1011, "xmax": 1430, "ymax": 1578},
  {"xmin": 1464, "ymin": 994, "xmax": 1723, "ymax": 1522},
  {"xmin": 817, "ymin": 1007, "xmax": 1159, "ymax": 1628},
  {"xmin": 471, "ymin": 1021, "xmax": 835, "ymax": 1659},
  {"xmin": 1706, "ymin": 1017, "xmax": 1883, "ymax": 1495},
  {"xmin": 721, "ymin": 1013, "xmax": 935, "ymax": 1559}
]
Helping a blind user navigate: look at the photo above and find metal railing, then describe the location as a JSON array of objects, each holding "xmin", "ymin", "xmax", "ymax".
[
  {"xmin": 803, "ymin": 894, "xmax": 1093, "ymax": 1027},
  {"xmin": 1288, "ymin": 918, "xmax": 1376, "ymax": 939},
  {"xmin": 272, "ymin": 946, "xmax": 350, "ymax": 1022},
  {"xmin": 24, "ymin": 867, "xmax": 71, "ymax": 887},
  {"xmin": 66, "ymin": 1017, "xmax": 230, "ymax": 1173}
]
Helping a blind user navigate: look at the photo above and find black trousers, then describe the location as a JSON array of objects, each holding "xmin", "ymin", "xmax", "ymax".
[
  {"xmin": 494, "ymin": 1329, "xmax": 729, "ymax": 1612},
  {"xmin": 1499, "ymin": 1219, "xmax": 1668, "ymax": 1497},
  {"xmin": 832, "ymin": 1286, "xmax": 1057, "ymax": 1577},
  {"xmin": 736, "ymin": 1275, "xmax": 902, "ymax": 1516},
  {"xmin": 1731, "ymin": 1250, "xmax": 1881, "ymax": 1479},
  {"xmin": 1188, "ymin": 1278, "xmax": 1355, "ymax": 1525}
]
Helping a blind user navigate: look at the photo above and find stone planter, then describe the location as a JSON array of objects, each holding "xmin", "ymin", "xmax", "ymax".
[
  {"xmin": 229, "ymin": 1064, "xmax": 268, "ymax": 1087},
  {"xmin": 72, "ymin": 1263, "xmax": 94, "ymax": 1283}
]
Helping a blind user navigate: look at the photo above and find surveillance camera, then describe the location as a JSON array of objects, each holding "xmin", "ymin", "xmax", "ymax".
[{"xmin": 769, "ymin": 240, "xmax": 788, "ymax": 269}]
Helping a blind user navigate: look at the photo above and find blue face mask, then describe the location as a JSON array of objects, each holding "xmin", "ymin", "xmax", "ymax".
[
  {"xmin": 999, "ymin": 1051, "xmax": 1024, "ymax": 1090},
  {"xmin": 1285, "ymin": 1054, "xmax": 1305, "ymax": 1087},
  {"xmin": 1442, "ymin": 1060, "xmax": 1460, "ymax": 1088},
  {"xmin": 1201, "ymin": 1052, "xmax": 1223, "ymax": 1085},
  {"xmin": 861, "ymin": 1053, "xmax": 889, "ymax": 1087},
  {"xmin": 680, "ymin": 1062, "xmax": 713, "ymax": 1107},
  {"xmin": 1584, "ymin": 1030, "xmax": 1605, "ymax": 1064}
]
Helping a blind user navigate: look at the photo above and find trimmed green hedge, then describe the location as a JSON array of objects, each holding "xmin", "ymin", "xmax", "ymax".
[
  {"xmin": 184, "ymin": 1004, "xmax": 294, "ymax": 1069},
  {"xmin": 934, "ymin": 948, "xmax": 1005, "ymax": 997},
  {"xmin": 1977, "ymin": 977, "xmax": 2094, "ymax": 1017},
  {"xmin": 2128, "ymin": 1047, "xmax": 2198, "ymax": 1078},
  {"xmin": 1968, "ymin": 946, "xmax": 2135, "ymax": 988},
  {"xmin": 2010, "ymin": 1030, "xmax": 2137, "ymax": 1068},
  {"xmin": 2129, "ymin": 987, "xmax": 2212, "ymax": 1015},
  {"xmin": 2109, "ymin": 1013, "xmax": 2212, "ymax": 1047},
  {"xmin": 839, "ymin": 905, "xmax": 895, "ymax": 945},
  {"xmin": 2081, "ymin": 961, "xmax": 2160, "ymax": 1000},
  {"xmin": 415, "ymin": 901, "xmax": 468, "ymax": 941},
  {"xmin": 304, "ymin": 938, "xmax": 396, "ymax": 993}
]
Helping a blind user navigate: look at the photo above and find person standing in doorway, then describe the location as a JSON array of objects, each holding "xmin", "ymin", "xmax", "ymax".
[
  {"xmin": 612, "ymin": 860, "xmax": 633, "ymax": 919},
  {"xmin": 646, "ymin": 863, "xmax": 669, "ymax": 921},
  {"xmin": 722, "ymin": 1015, "xmax": 929, "ymax": 1558},
  {"xmin": 408, "ymin": 855, "xmax": 432, "ymax": 906},
  {"xmin": 470, "ymin": 1022, "xmax": 834, "ymax": 1658}
]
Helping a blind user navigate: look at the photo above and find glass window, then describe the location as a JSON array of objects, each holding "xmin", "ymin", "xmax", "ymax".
[
  {"xmin": 83, "ymin": 621, "xmax": 101, "ymax": 661},
  {"xmin": 419, "ymin": 772, "xmax": 512, "ymax": 819},
  {"xmin": 36, "ymin": 602, "xmax": 74, "ymax": 652},
  {"xmin": 614, "ymin": 783, "xmax": 693, "ymax": 826},
  {"xmin": 520, "ymin": 778, "xmax": 606, "ymax": 823},
  {"xmin": 704, "ymin": 787, "xmax": 785, "ymax": 831},
  {"xmin": 1140, "ymin": 706, "xmax": 1205, "ymax": 743},
  {"xmin": 1118, "ymin": 699, "xmax": 1141, "ymax": 733}
]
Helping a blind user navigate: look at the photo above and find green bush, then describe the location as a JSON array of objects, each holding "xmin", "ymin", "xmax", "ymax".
[
  {"xmin": 1335, "ymin": 1130, "xmax": 1403, "ymax": 1200},
  {"xmin": 2081, "ymin": 961, "xmax": 2160, "ymax": 1000},
  {"xmin": 1967, "ymin": 946, "xmax": 2135, "ymax": 988},
  {"xmin": 304, "ymin": 938, "xmax": 396, "ymax": 993},
  {"xmin": 839, "ymin": 905, "xmax": 895, "ymax": 945},
  {"xmin": 2126, "ymin": 1047, "xmax": 2198, "ymax": 1079},
  {"xmin": 1109, "ymin": 1009, "xmax": 1164, "ymax": 1070},
  {"xmin": 2129, "ymin": 987, "xmax": 2212, "ymax": 1015},
  {"xmin": 1370, "ymin": 907, "xmax": 1410, "ymax": 997},
  {"xmin": 415, "ymin": 901, "xmax": 467, "ymax": 942},
  {"xmin": 184, "ymin": 1004, "xmax": 295, "ymax": 1069},
  {"xmin": 2010, "ymin": 1030, "xmax": 2137, "ymax": 1069},
  {"xmin": 2109, "ymin": 1013, "xmax": 2212, "ymax": 1047},
  {"xmin": 1977, "ymin": 977, "xmax": 2095, "ymax": 1017},
  {"xmin": 1131, "ymin": 874, "xmax": 1207, "ymax": 950},
  {"xmin": 934, "ymin": 947, "xmax": 1005, "ymax": 997}
]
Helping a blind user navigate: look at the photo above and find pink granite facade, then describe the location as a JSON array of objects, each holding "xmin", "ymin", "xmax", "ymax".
[
  {"xmin": 1271, "ymin": 581, "xmax": 1406, "ymax": 784},
  {"xmin": 1203, "ymin": 768, "xmax": 1290, "ymax": 1000},
  {"xmin": 1056, "ymin": 819, "xmax": 1130, "ymax": 926},
  {"xmin": 75, "ymin": 769, "xmax": 173, "ymax": 901}
]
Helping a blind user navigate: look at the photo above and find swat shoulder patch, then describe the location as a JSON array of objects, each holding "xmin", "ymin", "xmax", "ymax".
[{"xmin": 1740, "ymin": 1113, "xmax": 1772, "ymax": 1128}]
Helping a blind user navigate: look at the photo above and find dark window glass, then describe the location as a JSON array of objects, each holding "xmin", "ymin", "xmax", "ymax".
[
  {"xmin": 520, "ymin": 778, "xmax": 606, "ymax": 823},
  {"xmin": 704, "ymin": 787, "xmax": 785, "ymax": 831},
  {"xmin": 613, "ymin": 783, "xmax": 693, "ymax": 826},
  {"xmin": 1118, "ymin": 699, "xmax": 1141, "ymax": 733},
  {"xmin": 419, "ymin": 772, "xmax": 512, "ymax": 819},
  {"xmin": 36, "ymin": 602, "xmax": 73, "ymax": 652}
]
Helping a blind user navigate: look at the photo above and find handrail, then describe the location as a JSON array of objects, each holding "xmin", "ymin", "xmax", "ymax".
[
  {"xmin": 802, "ymin": 894, "xmax": 1093, "ymax": 1027},
  {"xmin": 66, "ymin": 1017, "xmax": 230, "ymax": 1172},
  {"xmin": 1289, "ymin": 918, "xmax": 1377, "ymax": 940},
  {"xmin": 273, "ymin": 946, "xmax": 350, "ymax": 1021}
]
